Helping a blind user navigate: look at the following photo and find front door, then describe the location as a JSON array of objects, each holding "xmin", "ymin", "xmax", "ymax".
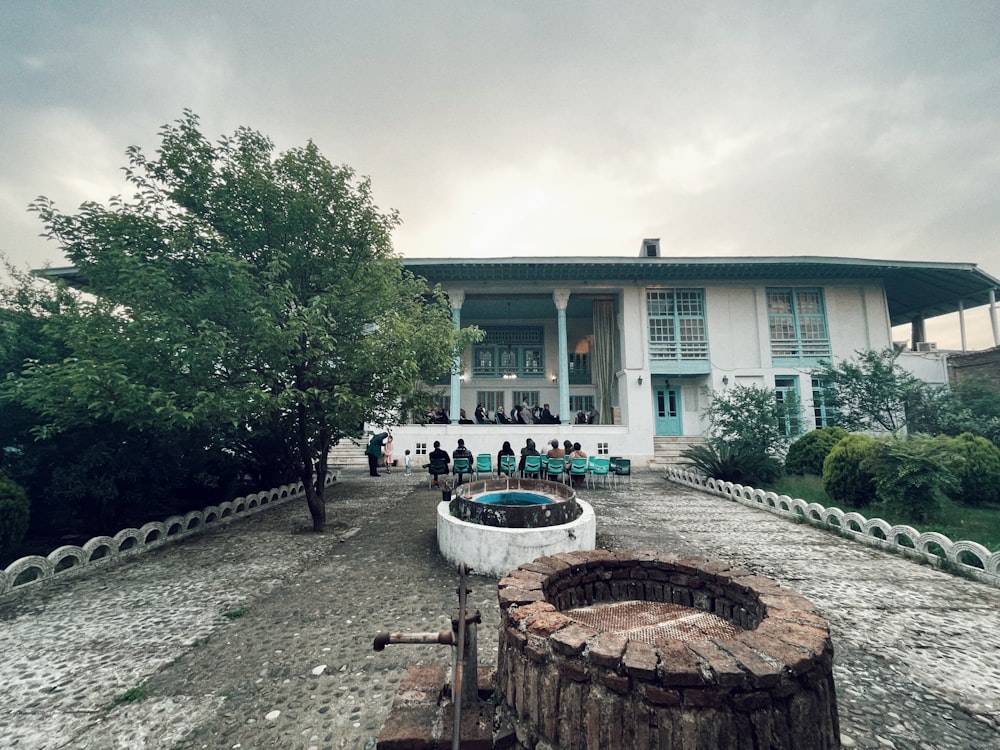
[{"xmin": 655, "ymin": 386, "xmax": 682, "ymax": 435}]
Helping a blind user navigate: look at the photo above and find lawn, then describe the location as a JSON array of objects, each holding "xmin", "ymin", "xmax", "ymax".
[{"xmin": 767, "ymin": 474, "xmax": 1000, "ymax": 553}]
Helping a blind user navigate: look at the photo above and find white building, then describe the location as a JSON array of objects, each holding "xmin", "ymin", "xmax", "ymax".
[{"xmin": 391, "ymin": 243, "xmax": 1000, "ymax": 467}]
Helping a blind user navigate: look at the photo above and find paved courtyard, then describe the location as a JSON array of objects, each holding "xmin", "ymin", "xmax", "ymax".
[{"xmin": 1, "ymin": 470, "xmax": 998, "ymax": 749}]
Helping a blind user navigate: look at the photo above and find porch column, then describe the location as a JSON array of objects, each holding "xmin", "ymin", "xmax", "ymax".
[
  {"xmin": 910, "ymin": 315, "xmax": 926, "ymax": 348},
  {"xmin": 448, "ymin": 290, "xmax": 465, "ymax": 422},
  {"xmin": 959, "ymin": 299, "xmax": 967, "ymax": 352},
  {"xmin": 553, "ymin": 289, "xmax": 571, "ymax": 423},
  {"xmin": 992, "ymin": 289, "xmax": 1000, "ymax": 347}
]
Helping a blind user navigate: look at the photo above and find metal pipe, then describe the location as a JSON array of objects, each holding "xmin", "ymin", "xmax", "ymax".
[
  {"xmin": 452, "ymin": 562, "xmax": 469, "ymax": 750},
  {"xmin": 372, "ymin": 630, "xmax": 453, "ymax": 651}
]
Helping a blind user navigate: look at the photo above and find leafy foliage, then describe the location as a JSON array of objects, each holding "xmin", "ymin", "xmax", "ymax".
[
  {"xmin": 702, "ymin": 383, "xmax": 801, "ymax": 457},
  {"xmin": 0, "ymin": 472, "xmax": 30, "ymax": 558},
  {"xmin": 934, "ymin": 432, "xmax": 1000, "ymax": 507},
  {"xmin": 5, "ymin": 112, "xmax": 474, "ymax": 533},
  {"xmin": 680, "ymin": 442, "xmax": 782, "ymax": 486},
  {"xmin": 822, "ymin": 433, "xmax": 878, "ymax": 508},
  {"xmin": 813, "ymin": 347, "xmax": 923, "ymax": 434},
  {"xmin": 864, "ymin": 438, "xmax": 959, "ymax": 523},
  {"xmin": 907, "ymin": 376, "xmax": 1000, "ymax": 447},
  {"xmin": 784, "ymin": 426, "xmax": 848, "ymax": 476}
]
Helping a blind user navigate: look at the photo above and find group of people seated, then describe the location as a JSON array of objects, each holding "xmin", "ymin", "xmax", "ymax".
[
  {"xmin": 426, "ymin": 436, "xmax": 590, "ymax": 487},
  {"xmin": 426, "ymin": 402, "xmax": 601, "ymax": 426}
]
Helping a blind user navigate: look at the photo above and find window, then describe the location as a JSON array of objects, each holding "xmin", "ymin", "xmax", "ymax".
[
  {"xmin": 569, "ymin": 395, "xmax": 595, "ymax": 414},
  {"xmin": 512, "ymin": 390, "xmax": 540, "ymax": 408},
  {"xmin": 415, "ymin": 442, "xmax": 427, "ymax": 456},
  {"xmin": 775, "ymin": 376, "xmax": 802, "ymax": 437},
  {"xmin": 472, "ymin": 327, "xmax": 545, "ymax": 378},
  {"xmin": 476, "ymin": 391, "xmax": 505, "ymax": 414},
  {"xmin": 647, "ymin": 289, "xmax": 709, "ymax": 359},
  {"xmin": 767, "ymin": 289, "xmax": 831, "ymax": 358},
  {"xmin": 811, "ymin": 377, "xmax": 835, "ymax": 429},
  {"xmin": 596, "ymin": 442, "xmax": 609, "ymax": 455}
]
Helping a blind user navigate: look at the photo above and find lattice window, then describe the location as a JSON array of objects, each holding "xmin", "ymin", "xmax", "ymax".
[
  {"xmin": 767, "ymin": 289, "xmax": 831, "ymax": 358},
  {"xmin": 775, "ymin": 376, "xmax": 802, "ymax": 437},
  {"xmin": 473, "ymin": 327, "xmax": 545, "ymax": 377},
  {"xmin": 647, "ymin": 289, "xmax": 709, "ymax": 360},
  {"xmin": 811, "ymin": 377, "xmax": 836, "ymax": 428}
]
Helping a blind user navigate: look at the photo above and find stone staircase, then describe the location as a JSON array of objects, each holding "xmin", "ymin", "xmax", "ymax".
[
  {"xmin": 327, "ymin": 439, "xmax": 370, "ymax": 470},
  {"xmin": 650, "ymin": 435, "xmax": 706, "ymax": 471}
]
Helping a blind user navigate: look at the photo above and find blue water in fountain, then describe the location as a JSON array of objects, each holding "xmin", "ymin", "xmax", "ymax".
[{"xmin": 476, "ymin": 491, "xmax": 553, "ymax": 506}]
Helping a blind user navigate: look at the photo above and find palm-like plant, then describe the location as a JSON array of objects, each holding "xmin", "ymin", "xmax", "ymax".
[{"xmin": 680, "ymin": 443, "xmax": 782, "ymax": 486}]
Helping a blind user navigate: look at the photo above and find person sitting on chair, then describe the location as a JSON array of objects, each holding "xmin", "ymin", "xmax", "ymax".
[
  {"xmin": 427, "ymin": 440, "xmax": 450, "ymax": 486},
  {"xmin": 495, "ymin": 406, "xmax": 511, "ymax": 424},
  {"xmin": 452, "ymin": 438, "xmax": 474, "ymax": 484}
]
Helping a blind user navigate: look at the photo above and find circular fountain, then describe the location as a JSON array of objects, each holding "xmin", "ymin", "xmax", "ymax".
[{"xmin": 437, "ymin": 478, "xmax": 595, "ymax": 578}]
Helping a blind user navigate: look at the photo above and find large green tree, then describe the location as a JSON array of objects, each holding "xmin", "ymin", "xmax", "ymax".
[
  {"xmin": 15, "ymin": 112, "xmax": 467, "ymax": 531},
  {"xmin": 813, "ymin": 347, "xmax": 923, "ymax": 435}
]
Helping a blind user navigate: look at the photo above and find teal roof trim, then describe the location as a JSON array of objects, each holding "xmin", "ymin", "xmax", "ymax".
[{"xmin": 403, "ymin": 256, "xmax": 1000, "ymax": 326}]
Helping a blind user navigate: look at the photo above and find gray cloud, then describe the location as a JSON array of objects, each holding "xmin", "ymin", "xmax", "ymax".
[{"xmin": 2, "ymin": 1, "xmax": 998, "ymax": 346}]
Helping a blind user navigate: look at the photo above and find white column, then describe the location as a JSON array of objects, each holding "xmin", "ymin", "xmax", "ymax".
[
  {"xmin": 992, "ymin": 289, "xmax": 1000, "ymax": 347},
  {"xmin": 553, "ymin": 289, "xmax": 571, "ymax": 422},
  {"xmin": 959, "ymin": 299, "xmax": 967, "ymax": 352},
  {"xmin": 448, "ymin": 290, "xmax": 465, "ymax": 422}
]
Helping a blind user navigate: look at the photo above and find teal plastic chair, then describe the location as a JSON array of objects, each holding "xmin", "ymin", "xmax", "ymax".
[
  {"xmin": 452, "ymin": 457, "xmax": 472, "ymax": 485},
  {"xmin": 474, "ymin": 453, "xmax": 494, "ymax": 481},
  {"xmin": 612, "ymin": 457, "xmax": 632, "ymax": 487},
  {"xmin": 587, "ymin": 456, "xmax": 610, "ymax": 488},
  {"xmin": 522, "ymin": 455, "xmax": 542, "ymax": 479},
  {"xmin": 499, "ymin": 454, "xmax": 518, "ymax": 477},
  {"xmin": 569, "ymin": 457, "xmax": 589, "ymax": 486},
  {"xmin": 546, "ymin": 457, "xmax": 566, "ymax": 484},
  {"xmin": 427, "ymin": 458, "xmax": 449, "ymax": 488}
]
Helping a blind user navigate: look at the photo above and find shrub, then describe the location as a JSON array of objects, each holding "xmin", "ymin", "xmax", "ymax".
[
  {"xmin": 703, "ymin": 384, "xmax": 800, "ymax": 457},
  {"xmin": 0, "ymin": 472, "xmax": 30, "ymax": 558},
  {"xmin": 785, "ymin": 427, "xmax": 849, "ymax": 476},
  {"xmin": 822, "ymin": 433, "xmax": 878, "ymax": 508},
  {"xmin": 680, "ymin": 442, "xmax": 783, "ymax": 486},
  {"xmin": 864, "ymin": 438, "xmax": 958, "ymax": 523},
  {"xmin": 936, "ymin": 432, "xmax": 1000, "ymax": 507}
]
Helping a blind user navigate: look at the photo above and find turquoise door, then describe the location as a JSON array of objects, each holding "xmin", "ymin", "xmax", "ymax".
[{"xmin": 655, "ymin": 386, "xmax": 682, "ymax": 435}]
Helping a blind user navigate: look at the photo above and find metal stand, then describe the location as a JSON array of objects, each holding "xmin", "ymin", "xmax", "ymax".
[{"xmin": 374, "ymin": 562, "xmax": 482, "ymax": 750}]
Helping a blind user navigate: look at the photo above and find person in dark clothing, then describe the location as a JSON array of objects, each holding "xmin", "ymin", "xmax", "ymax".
[
  {"xmin": 452, "ymin": 438, "xmax": 474, "ymax": 484},
  {"xmin": 495, "ymin": 406, "xmax": 511, "ymax": 424},
  {"xmin": 427, "ymin": 440, "xmax": 450, "ymax": 486},
  {"xmin": 365, "ymin": 431, "xmax": 390, "ymax": 476},
  {"xmin": 497, "ymin": 440, "xmax": 515, "ymax": 471},
  {"xmin": 518, "ymin": 438, "xmax": 540, "ymax": 474}
]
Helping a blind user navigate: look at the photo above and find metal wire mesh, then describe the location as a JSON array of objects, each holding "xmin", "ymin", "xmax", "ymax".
[{"xmin": 565, "ymin": 600, "xmax": 740, "ymax": 643}]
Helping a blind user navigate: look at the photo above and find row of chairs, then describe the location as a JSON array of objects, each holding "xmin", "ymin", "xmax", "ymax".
[{"xmin": 431, "ymin": 453, "xmax": 631, "ymax": 489}]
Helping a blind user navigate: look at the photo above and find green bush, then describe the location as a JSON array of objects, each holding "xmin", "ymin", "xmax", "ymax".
[
  {"xmin": 864, "ymin": 438, "xmax": 958, "ymax": 523},
  {"xmin": 0, "ymin": 472, "xmax": 30, "ymax": 558},
  {"xmin": 785, "ymin": 427, "xmax": 849, "ymax": 476},
  {"xmin": 681, "ymin": 442, "xmax": 783, "ymax": 486},
  {"xmin": 822, "ymin": 433, "xmax": 878, "ymax": 508},
  {"xmin": 936, "ymin": 432, "xmax": 1000, "ymax": 507}
]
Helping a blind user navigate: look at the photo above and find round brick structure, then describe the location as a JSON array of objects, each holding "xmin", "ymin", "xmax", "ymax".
[{"xmin": 496, "ymin": 549, "xmax": 840, "ymax": 750}]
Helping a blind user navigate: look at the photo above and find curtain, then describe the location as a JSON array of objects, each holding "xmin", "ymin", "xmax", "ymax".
[{"xmin": 593, "ymin": 299, "xmax": 616, "ymax": 424}]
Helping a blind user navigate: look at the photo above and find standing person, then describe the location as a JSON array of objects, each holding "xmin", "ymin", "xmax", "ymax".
[
  {"xmin": 587, "ymin": 405, "xmax": 600, "ymax": 424},
  {"xmin": 382, "ymin": 435, "xmax": 394, "ymax": 474},
  {"xmin": 520, "ymin": 398, "xmax": 535, "ymax": 424},
  {"xmin": 365, "ymin": 430, "xmax": 390, "ymax": 477},
  {"xmin": 404, "ymin": 449, "xmax": 412, "ymax": 476}
]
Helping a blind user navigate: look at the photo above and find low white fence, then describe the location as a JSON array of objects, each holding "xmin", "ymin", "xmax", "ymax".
[
  {"xmin": 0, "ymin": 473, "xmax": 336, "ymax": 598},
  {"xmin": 665, "ymin": 467, "xmax": 1000, "ymax": 588}
]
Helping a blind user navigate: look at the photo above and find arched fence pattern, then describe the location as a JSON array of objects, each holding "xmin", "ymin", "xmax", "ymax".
[
  {"xmin": 666, "ymin": 467, "xmax": 1000, "ymax": 588},
  {"xmin": 0, "ymin": 474, "xmax": 336, "ymax": 598}
]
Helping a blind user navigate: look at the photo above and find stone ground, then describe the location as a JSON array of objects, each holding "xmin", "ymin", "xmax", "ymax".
[{"xmin": 1, "ymin": 470, "xmax": 998, "ymax": 750}]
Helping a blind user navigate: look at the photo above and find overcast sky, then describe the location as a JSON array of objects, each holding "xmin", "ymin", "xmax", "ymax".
[{"xmin": 2, "ymin": 1, "xmax": 998, "ymax": 348}]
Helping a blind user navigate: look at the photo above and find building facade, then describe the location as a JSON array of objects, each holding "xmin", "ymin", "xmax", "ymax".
[{"xmin": 387, "ymin": 245, "xmax": 1000, "ymax": 467}]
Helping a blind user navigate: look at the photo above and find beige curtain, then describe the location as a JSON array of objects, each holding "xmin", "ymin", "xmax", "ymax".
[{"xmin": 592, "ymin": 299, "xmax": 616, "ymax": 424}]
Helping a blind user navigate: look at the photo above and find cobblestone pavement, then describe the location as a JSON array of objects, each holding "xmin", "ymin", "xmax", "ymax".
[{"xmin": 1, "ymin": 470, "xmax": 999, "ymax": 750}]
